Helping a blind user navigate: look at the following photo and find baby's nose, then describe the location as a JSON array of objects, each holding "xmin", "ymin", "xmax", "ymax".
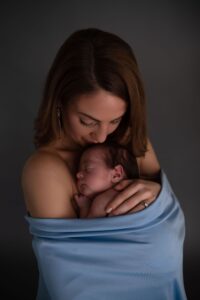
[{"xmin": 76, "ymin": 171, "xmax": 84, "ymax": 179}]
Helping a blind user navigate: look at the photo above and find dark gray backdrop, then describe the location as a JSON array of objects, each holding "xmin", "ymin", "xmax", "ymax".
[{"xmin": 1, "ymin": 1, "xmax": 199, "ymax": 299}]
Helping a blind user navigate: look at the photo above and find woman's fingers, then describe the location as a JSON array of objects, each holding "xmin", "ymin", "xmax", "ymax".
[
  {"xmin": 106, "ymin": 180, "xmax": 148, "ymax": 213},
  {"xmin": 106, "ymin": 180, "xmax": 161, "ymax": 216},
  {"xmin": 113, "ymin": 179, "xmax": 134, "ymax": 190},
  {"xmin": 127, "ymin": 201, "xmax": 150, "ymax": 213},
  {"xmin": 107, "ymin": 189, "xmax": 152, "ymax": 216},
  {"xmin": 111, "ymin": 183, "xmax": 140, "ymax": 209}
]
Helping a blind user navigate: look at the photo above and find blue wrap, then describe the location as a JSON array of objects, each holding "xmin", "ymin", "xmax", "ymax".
[{"xmin": 25, "ymin": 170, "xmax": 187, "ymax": 300}]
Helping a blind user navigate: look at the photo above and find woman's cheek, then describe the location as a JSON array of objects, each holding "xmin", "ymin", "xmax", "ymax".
[{"xmin": 109, "ymin": 123, "xmax": 120, "ymax": 134}]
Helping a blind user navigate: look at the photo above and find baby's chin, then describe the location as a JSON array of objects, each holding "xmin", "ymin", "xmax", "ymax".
[{"xmin": 78, "ymin": 183, "xmax": 94, "ymax": 197}]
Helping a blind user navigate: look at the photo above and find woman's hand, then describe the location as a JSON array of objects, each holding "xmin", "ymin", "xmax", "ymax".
[{"xmin": 105, "ymin": 178, "xmax": 161, "ymax": 216}]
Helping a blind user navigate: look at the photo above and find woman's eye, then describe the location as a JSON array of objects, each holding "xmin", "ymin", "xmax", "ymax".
[
  {"xmin": 111, "ymin": 118, "xmax": 121, "ymax": 125},
  {"xmin": 79, "ymin": 119, "xmax": 98, "ymax": 127}
]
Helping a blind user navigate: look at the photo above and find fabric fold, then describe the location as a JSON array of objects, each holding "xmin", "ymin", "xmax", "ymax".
[{"xmin": 25, "ymin": 170, "xmax": 187, "ymax": 300}]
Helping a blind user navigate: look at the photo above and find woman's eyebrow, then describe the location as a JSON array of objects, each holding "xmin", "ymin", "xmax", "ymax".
[{"xmin": 78, "ymin": 112, "xmax": 124, "ymax": 122}]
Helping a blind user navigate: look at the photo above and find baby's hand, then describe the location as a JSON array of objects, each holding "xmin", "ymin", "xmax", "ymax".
[
  {"xmin": 74, "ymin": 194, "xmax": 90, "ymax": 208},
  {"xmin": 73, "ymin": 194, "xmax": 92, "ymax": 218}
]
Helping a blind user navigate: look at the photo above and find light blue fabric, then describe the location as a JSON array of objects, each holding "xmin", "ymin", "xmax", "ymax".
[{"xmin": 25, "ymin": 170, "xmax": 187, "ymax": 300}]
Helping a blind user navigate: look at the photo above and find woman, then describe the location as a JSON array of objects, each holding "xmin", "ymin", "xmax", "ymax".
[
  {"xmin": 22, "ymin": 28, "xmax": 161, "ymax": 218},
  {"xmin": 22, "ymin": 28, "xmax": 186, "ymax": 299}
]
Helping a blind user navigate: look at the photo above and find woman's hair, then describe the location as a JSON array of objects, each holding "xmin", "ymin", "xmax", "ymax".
[
  {"xmin": 79, "ymin": 141, "xmax": 139, "ymax": 179},
  {"xmin": 34, "ymin": 28, "xmax": 147, "ymax": 156}
]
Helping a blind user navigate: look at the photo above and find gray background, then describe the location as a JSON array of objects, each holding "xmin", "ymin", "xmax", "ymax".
[{"xmin": 1, "ymin": 1, "xmax": 199, "ymax": 299}]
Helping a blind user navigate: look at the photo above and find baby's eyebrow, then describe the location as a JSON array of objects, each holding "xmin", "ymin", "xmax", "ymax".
[
  {"xmin": 78, "ymin": 112, "xmax": 124, "ymax": 122},
  {"xmin": 81, "ymin": 160, "xmax": 95, "ymax": 166}
]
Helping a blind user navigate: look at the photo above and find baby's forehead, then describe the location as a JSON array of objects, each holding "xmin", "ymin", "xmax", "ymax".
[{"xmin": 80, "ymin": 147, "xmax": 107, "ymax": 164}]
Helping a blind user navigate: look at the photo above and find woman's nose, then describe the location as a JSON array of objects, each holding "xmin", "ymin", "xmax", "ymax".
[{"xmin": 91, "ymin": 126, "xmax": 108, "ymax": 143}]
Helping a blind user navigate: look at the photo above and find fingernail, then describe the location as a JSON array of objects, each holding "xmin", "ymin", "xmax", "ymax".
[{"xmin": 106, "ymin": 207, "xmax": 113, "ymax": 214}]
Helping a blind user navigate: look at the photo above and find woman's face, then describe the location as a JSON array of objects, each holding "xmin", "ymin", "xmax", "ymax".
[{"xmin": 62, "ymin": 89, "xmax": 127, "ymax": 147}]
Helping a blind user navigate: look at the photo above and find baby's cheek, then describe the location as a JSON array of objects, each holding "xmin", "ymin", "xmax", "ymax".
[{"xmin": 86, "ymin": 174, "xmax": 99, "ymax": 185}]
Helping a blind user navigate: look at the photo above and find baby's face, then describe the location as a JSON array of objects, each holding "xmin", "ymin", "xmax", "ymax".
[{"xmin": 76, "ymin": 148, "xmax": 114, "ymax": 197}]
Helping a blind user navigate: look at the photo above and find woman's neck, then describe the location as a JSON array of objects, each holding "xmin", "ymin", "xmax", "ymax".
[
  {"xmin": 38, "ymin": 134, "xmax": 82, "ymax": 177},
  {"xmin": 51, "ymin": 130, "xmax": 82, "ymax": 152}
]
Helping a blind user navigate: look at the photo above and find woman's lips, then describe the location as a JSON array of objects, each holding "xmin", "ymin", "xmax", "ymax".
[{"xmin": 83, "ymin": 138, "xmax": 99, "ymax": 145}]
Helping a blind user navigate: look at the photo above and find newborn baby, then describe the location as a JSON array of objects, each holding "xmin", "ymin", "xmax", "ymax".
[{"xmin": 74, "ymin": 142, "xmax": 139, "ymax": 218}]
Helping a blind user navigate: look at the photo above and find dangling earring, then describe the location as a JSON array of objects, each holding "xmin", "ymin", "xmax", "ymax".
[{"xmin": 56, "ymin": 106, "xmax": 62, "ymax": 138}]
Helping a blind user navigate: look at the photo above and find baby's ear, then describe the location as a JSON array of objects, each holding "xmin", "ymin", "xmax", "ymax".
[{"xmin": 111, "ymin": 164, "xmax": 125, "ymax": 183}]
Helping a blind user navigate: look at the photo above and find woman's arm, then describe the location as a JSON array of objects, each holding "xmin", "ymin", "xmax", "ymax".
[
  {"xmin": 137, "ymin": 138, "xmax": 161, "ymax": 179},
  {"xmin": 105, "ymin": 139, "xmax": 161, "ymax": 216},
  {"xmin": 21, "ymin": 151, "xmax": 77, "ymax": 218}
]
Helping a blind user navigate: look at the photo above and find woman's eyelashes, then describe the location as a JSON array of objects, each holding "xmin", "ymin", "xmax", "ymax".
[
  {"xmin": 79, "ymin": 118, "xmax": 122, "ymax": 127},
  {"xmin": 79, "ymin": 119, "xmax": 98, "ymax": 127},
  {"xmin": 111, "ymin": 118, "xmax": 122, "ymax": 125}
]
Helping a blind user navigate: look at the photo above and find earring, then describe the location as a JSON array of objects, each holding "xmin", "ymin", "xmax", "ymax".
[{"xmin": 56, "ymin": 106, "xmax": 62, "ymax": 138}]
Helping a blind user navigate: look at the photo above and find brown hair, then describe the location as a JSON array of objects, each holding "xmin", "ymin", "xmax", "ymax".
[
  {"xmin": 34, "ymin": 28, "xmax": 147, "ymax": 156},
  {"xmin": 80, "ymin": 141, "xmax": 139, "ymax": 179}
]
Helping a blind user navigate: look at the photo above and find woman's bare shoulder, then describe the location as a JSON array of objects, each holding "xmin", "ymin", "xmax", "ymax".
[
  {"xmin": 21, "ymin": 150, "xmax": 77, "ymax": 218},
  {"xmin": 22, "ymin": 150, "xmax": 71, "ymax": 178}
]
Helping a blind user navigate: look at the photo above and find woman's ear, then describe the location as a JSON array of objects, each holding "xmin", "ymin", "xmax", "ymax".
[{"xmin": 111, "ymin": 165, "xmax": 125, "ymax": 183}]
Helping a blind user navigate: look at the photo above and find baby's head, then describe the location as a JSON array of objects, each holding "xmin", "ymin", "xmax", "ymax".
[{"xmin": 76, "ymin": 142, "xmax": 139, "ymax": 197}]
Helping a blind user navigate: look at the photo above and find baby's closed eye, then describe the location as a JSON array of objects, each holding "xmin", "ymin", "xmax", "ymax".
[
  {"xmin": 84, "ymin": 167, "xmax": 94, "ymax": 173},
  {"xmin": 82, "ymin": 163, "xmax": 96, "ymax": 173}
]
